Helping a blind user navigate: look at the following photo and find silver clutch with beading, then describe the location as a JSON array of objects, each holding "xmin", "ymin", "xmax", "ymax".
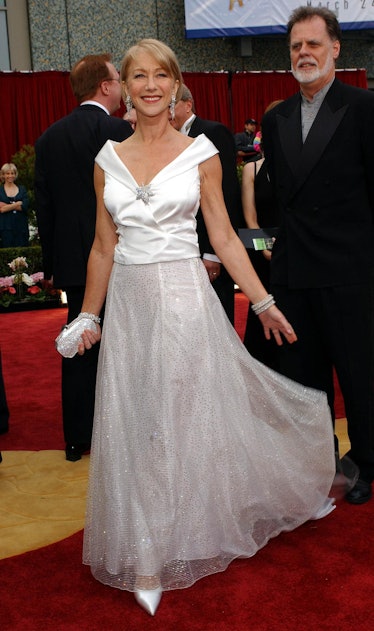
[{"xmin": 55, "ymin": 318, "xmax": 98, "ymax": 358}]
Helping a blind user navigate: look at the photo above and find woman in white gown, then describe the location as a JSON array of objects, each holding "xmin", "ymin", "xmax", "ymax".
[{"xmin": 70, "ymin": 39, "xmax": 336, "ymax": 616}]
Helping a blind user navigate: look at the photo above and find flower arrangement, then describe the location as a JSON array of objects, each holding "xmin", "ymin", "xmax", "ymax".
[{"xmin": 0, "ymin": 256, "xmax": 60, "ymax": 307}]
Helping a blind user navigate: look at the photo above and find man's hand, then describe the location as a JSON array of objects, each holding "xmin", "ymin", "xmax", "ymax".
[{"xmin": 203, "ymin": 259, "xmax": 221, "ymax": 282}]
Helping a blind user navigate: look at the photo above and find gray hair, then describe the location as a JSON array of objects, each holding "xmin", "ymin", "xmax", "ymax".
[
  {"xmin": 178, "ymin": 84, "xmax": 196, "ymax": 113},
  {"xmin": 287, "ymin": 6, "xmax": 342, "ymax": 43}
]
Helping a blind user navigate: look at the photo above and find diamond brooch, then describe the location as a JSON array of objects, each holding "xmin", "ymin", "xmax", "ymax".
[{"xmin": 136, "ymin": 184, "xmax": 154, "ymax": 205}]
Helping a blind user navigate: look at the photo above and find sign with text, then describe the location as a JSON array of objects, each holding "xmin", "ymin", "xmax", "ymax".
[{"xmin": 184, "ymin": 1, "xmax": 374, "ymax": 38}]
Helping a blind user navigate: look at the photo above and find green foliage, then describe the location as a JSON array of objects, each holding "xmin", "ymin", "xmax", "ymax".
[
  {"xmin": 11, "ymin": 145, "xmax": 35, "ymax": 193},
  {"xmin": 0, "ymin": 246, "xmax": 42, "ymax": 277},
  {"xmin": 10, "ymin": 145, "xmax": 39, "ymax": 245},
  {"xmin": 237, "ymin": 161, "xmax": 244, "ymax": 185}
]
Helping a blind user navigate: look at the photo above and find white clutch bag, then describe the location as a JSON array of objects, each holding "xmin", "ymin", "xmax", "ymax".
[{"xmin": 55, "ymin": 313, "xmax": 100, "ymax": 358}]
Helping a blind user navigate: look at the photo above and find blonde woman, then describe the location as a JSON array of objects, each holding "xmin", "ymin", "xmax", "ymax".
[
  {"xmin": 0, "ymin": 163, "xmax": 29, "ymax": 247},
  {"xmin": 64, "ymin": 40, "xmax": 336, "ymax": 615}
]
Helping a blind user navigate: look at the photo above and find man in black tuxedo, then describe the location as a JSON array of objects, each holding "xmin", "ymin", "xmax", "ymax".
[
  {"xmin": 35, "ymin": 54, "xmax": 133, "ymax": 461},
  {"xmin": 262, "ymin": 7, "xmax": 374, "ymax": 504},
  {"xmin": 171, "ymin": 84, "xmax": 242, "ymax": 323}
]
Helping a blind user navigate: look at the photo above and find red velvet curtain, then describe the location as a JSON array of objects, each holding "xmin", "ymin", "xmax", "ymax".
[
  {"xmin": 231, "ymin": 68, "xmax": 368, "ymax": 133},
  {"xmin": 0, "ymin": 68, "xmax": 367, "ymax": 163},
  {"xmin": 0, "ymin": 72, "xmax": 77, "ymax": 163},
  {"xmin": 182, "ymin": 72, "xmax": 232, "ymax": 129}
]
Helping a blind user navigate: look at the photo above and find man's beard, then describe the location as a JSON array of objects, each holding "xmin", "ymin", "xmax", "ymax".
[{"xmin": 291, "ymin": 55, "xmax": 334, "ymax": 85}]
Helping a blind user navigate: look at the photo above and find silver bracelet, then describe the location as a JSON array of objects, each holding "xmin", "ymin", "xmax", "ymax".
[
  {"xmin": 78, "ymin": 312, "xmax": 101, "ymax": 324},
  {"xmin": 251, "ymin": 294, "xmax": 275, "ymax": 315}
]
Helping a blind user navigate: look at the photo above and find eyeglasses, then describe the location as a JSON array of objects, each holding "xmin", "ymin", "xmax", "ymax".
[{"xmin": 103, "ymin": 77, "xmax": 121, "ymax": 84}]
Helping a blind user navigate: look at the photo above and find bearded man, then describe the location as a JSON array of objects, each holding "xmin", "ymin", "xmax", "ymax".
[{"xmin": 262, "ymin": 6, "xmax": 374, "ymax": 505}]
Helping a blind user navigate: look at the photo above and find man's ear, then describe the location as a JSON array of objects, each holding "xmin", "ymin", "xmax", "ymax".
[
  {"xmin": 333, "ymin": 40, "xmax": 340, "ymax": 60},
  {"xmin": 99, "ymin": 79, "xmax": 111, "ymax": 96}
]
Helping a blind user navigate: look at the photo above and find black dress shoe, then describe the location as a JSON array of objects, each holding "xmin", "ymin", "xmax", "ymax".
[
  {"xmin": 345, "ymin": 478, "xmax": 372, "ymax": 505},
  {"xmin": 65, "ymin": 443, "xmax": 90, "ymax": 462}
]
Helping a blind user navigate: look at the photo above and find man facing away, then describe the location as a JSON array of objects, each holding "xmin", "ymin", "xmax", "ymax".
[
  {"xmin": 171, "ymin": 84, "xmax": 242, "ymax": 324},
  {"xmin": 262, "ymin": 6, "xmax": 374, "ymax": 504},
  {"xmin": 35, "ymin": 54, "xmax": 133, "ymax": 461}
]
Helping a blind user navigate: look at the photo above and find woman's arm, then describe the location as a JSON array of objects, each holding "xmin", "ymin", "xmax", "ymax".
[
  {"xmin": 241, "ymin": 162, "xmax": 260, "ymax": 229},
  {"xmin": 199, "ymin": 155, "xmax": 296, "ymax": 345},
  {"xmin": 241, "ymin": 159, "xmax": 272, "ymax": 261},
  {"xmin": 0, "ymin": 201, "xmax": 22, "ymax": 213},
  {"xmin": 81, "ymin": 164, "xmax": 118, "ymax": 317},
  {"xmin": 77, "ymin": 164, "xmax": 118, "ymax": 353},
  {"xmin": 0, "ymin": 186, "xmax": 26, "ymax": 213}
]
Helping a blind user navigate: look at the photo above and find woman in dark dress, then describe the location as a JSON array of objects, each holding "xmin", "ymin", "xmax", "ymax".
[
  {"xmin": 241, "ymin": 101, "xmax": 283, "ymax": 369},
  {"xmin": 0, "ymin": 163, "xmax": 29, "ymax": 247},
  {"xmin": 242, "ymin": 154, "xmax": 280, "ymax": 368}
]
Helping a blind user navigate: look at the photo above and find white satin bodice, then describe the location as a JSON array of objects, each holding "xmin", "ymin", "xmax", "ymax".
[{"xmin": 95, "ymin": 134, "xmax": 218, "ymax": 265}]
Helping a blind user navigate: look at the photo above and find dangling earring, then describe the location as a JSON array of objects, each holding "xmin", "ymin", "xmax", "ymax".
[
  {"xmin": 169, "ymin": 94, "xmax": 176, "ymax": 120},
  {"xmin": 125, "ymin": 95, "xmax": 133, "ymax": 114}
]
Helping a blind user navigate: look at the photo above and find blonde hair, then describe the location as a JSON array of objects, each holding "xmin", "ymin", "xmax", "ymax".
[
  {"xmin": 120, "ymin": 39, "xmax": 183, "ymax": 101},
  {"xmin": 1, "ymin": 163, "xmax": 18, "ymax": 178}
]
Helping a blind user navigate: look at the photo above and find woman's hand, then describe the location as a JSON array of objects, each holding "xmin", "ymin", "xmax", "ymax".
[
  {"xmin": 77, "ymin": 326, "xmax": 102, "ymax": 355},
  {"xmin": 258, "ymin": 305, "xmax": 297, "ymax": 345},
  {"xmin": 262, "ymin": 249, "xmax": 272, "ymax": 262},
  {"xmin": 262, "ymin": 237, "xmax": 276, "ymax": 261}
]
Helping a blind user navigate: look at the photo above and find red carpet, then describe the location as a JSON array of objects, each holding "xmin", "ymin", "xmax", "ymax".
[
  {"xmin": 1, "ymin": 504, "xmax": 374, "ymax": 630},
  {"xmin": 1, "ymin": 300, "xmax": 370, "ymax": 631},
  {"xmin": 0, "ymin": 307, "xmax": 67, "ymax": 451}
]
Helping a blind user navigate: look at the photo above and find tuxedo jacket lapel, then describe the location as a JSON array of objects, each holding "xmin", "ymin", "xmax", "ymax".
[
  {"xmin": 277, "ymin": 96, "xmax": 303, "ymax": 176},
  {"xmin": 189, "ymin": 117, "xmax": 201, "ymax": 137},
  {"xmin": 277, "ymin": 82, "xmax": 349, "ymax": 200},
  {"xmin": 291, "ymin": 99, "xmax": 348, "ymax": 197}
]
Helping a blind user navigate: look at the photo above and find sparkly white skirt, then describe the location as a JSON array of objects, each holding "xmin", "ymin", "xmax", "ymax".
[{"xmin": 83, "ymin": 257, "xmax": 335, "ymax": 591}]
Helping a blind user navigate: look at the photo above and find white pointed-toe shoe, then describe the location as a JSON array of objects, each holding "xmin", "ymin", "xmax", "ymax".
[
  {"xmin": 134, "ymin": 587, "xmax": 162, "ymax": 616},
  {"xmin": 310, "ymin": 497, "xmax": 336, "ymax": 520}
]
